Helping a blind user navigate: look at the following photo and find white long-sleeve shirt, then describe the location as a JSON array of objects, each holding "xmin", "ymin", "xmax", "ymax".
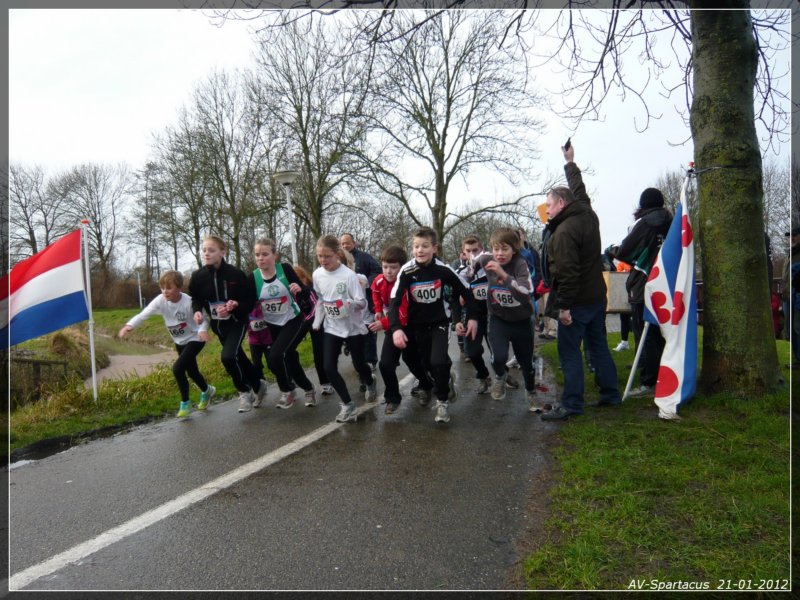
[
  {"xmin": 312, "ymin": 264, "xmax": 368, "ymax": 338},
  {"xmin": 126, "ymin": 292, "xmax": 209, "ymax": 345}
]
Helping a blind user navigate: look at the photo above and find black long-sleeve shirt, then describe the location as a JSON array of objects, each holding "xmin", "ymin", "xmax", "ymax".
[{"xmin": 388, "ymin": 257, "xmax": 477, "ymax": 332}]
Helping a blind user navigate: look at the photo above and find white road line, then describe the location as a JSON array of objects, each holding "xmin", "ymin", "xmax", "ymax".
[{"xmin": 9, "ymin": 373, "xmax": 415, "ymax": 591}]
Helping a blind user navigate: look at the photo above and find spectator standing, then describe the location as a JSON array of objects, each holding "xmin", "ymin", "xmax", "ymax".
[
  {"xmin": 607, "ymin": 188, "xmax": 673, "ymax": 397},
  {"xmin": 340, "ymin": 233, "xmax": 382, "ymax": 369},
  {"xmin": 540, "ymin": 143, "xmax": 621, "ymax": 420}
]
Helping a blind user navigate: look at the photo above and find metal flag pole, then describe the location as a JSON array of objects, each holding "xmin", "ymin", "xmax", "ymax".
[
  {"xmin": 80, "ymin": 219, "xmax": 98, "ymax": 403},
  {"xmin": 623, "ymin": 163, "xmax": 695, "ymax": 402}
]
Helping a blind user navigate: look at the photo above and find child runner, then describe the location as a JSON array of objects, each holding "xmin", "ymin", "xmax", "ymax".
[
  {"xmin": 468, "ymin": 227, "xmax": 544, "ymax": 411},
  {"xmin": 293, "ymin": 264, "xmax": 333, "ymax": 396},
  {"xmin": 388, "ymin": 227, "xmax": 478, "ymax": 424},
  {"xmin": 247, "ymin": 297, "xmax": 273, "ymax": 406},
  {"xmin": 369, "ymin": 244, "xmax": 434, "ymax": 415},
  {"xmin": 312, "ymin": 235, "xmax": 377, "ymax": 423},
  {"xmin": 119, "ymin": 270, "xmax": 215, "ymax": 418},
  {"xmin": 189, "ymin": 235, "xmax": 266, "ymax": 413},
  {"xmin": 249, "ymin": 238, "xmax": 317, "ymax": 409}
]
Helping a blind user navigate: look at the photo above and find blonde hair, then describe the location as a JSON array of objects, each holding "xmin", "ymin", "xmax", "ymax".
[
  {"xmin": 158, "ymin": 270, "xmax": 184, "ymax": 289},
  {"xmin": 337, "ymin": 248, "xmax": 355, "ymax": 270},
  {"xmin": 202, "ymin": 234, "xmax": 227, "ymax": 253},
  {"xmin": 254, "ymin": 237, "xmax": 278, "ymax": 256}
]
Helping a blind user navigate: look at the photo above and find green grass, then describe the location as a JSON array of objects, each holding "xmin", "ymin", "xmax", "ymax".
[
  {"xmin": 523, "ymin": 332, "xmax": 791, "ymax": 590},
  {"xmin": 9, "ymin": 310, "xmax": 314, "ymax": 453}
]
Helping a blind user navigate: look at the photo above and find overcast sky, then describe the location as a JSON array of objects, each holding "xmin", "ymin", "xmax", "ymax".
[{"xmin": 8, "ymin": 8, "xmax": 792, "ymax": 260}]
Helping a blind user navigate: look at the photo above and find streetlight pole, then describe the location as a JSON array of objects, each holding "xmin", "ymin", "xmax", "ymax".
[{"xmin": 272, "ymin": 170, "xmax": 301, "ymax": 264}]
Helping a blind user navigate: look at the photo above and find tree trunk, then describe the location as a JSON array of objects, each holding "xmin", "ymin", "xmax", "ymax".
[{"xmin": 689, "ymin": 3, "xmax": 780, "ymax": 393}]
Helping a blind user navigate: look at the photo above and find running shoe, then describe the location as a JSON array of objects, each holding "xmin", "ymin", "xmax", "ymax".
[
  {"xmin": 491, "ymin": 376, "xmax": 506, "ymax": 400},
  {"xmin": 320, "ymin": 384, "xmax": 335, "ymax": 396},
  {"xmin": 198, "ymin": 385, "xmax": 216, "ymax": 410},
  {"xmin": 447, "ymin": 372, "xmax": 458, "ymax": 403},
  {"xmin": 335, "ymin": 401, "xmax": 358, "ymax": 423},
  {"xmin": 505, "ymin": 373, "xmax": 520, "ymax": 389},
  {"xmin": 238, "ymin": 390, "xmax": 254, "ymax": 413},
  {"xmin": 365, "ymin": 381, "xmax": 378, "ymax": 402},
  {"xmin": 434, "ymin": 400, "xmax": 450, "ymax": 423},
  {"xmin": 276, "ymin": 391, "xmax": 296, "ymax": 409},
  {"xmin": 253, "ymin": 379, "xmax": 268, "ymax": 408},
  {"xmin": 506, "ymin": 356, "xmax": 520, "ymax": 369},
  {"xmin": 177, "ymin": 401, "xmax": 191, "ymax": 418},
  {"xmin": 476, "ymin": 377, "xmax": 491, "ymax": 394},
  {"xmin": 304, "ymin": 389, "xmax": 317, "ymax": 407},
  {"xmin": 613, "ymin": 340, "xmax": 630, "ymax": 352}
]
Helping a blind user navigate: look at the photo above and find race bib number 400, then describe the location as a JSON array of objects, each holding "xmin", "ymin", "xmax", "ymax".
[
  {"xmin": 323, "ymin": 299, "xmax": 348, "ymax": 319},
  {"xmin": 410, "ymin": 280, "xmax": 442, "ymax": 304},
  {"xmin": 490, "ymin": 286, "xmax": 521, "ymax": 307},
  {"xmin": 471, "ymin": 282, "xmax": 488, "ymax": 301}
]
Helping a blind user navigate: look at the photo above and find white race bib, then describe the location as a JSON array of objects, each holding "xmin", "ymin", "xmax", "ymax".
[
  {"xmin": 209, "ymin": 301, "xmax": 231, "ymax": 320},
  {"xmin": 261, "ymin": 296, "xmax": 290, "ymax": 316},
  {"xmin": 410, "ymin": 280, "xmax": 442, "ymax": 304},
  {"xmin": 323, "ymin": 299, "xmax": 348, "ymax": 320},
  {"xmin": 249, "ymin": 318, "xmax": 269, "ymax": 332},
  {"xmin": 471, "ymin": 282, "xmax": 488, "ymax": 301},
  {"xmin": 166, "ymin": 321, "xmax": 188, "ymax": 338},
  {"xmin": 490, "ymin": 286, "xmax": 520, "ymax": 307}
]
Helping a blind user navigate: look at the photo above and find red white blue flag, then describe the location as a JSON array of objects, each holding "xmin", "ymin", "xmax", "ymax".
[
  {"xmin": 643, "ymin": 199, "xmax": 698, "ymax": 417},
  {"xmin": 0, "ymin": 229, "xmax": 90, "ymax": 348}
]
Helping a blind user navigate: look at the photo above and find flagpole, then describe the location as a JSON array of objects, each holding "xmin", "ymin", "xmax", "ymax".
[
  {"xmin": 80, "ymin": 220, "xmax": 98, "ymax": 403},
  {"xmin": 622, "ymin": 323, "xmax": 649, "ymax": 402}
]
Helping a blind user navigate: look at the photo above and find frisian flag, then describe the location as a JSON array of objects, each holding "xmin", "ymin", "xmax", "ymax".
[
  {"xmin": 643, "ymin": 189, "xmax": 698, "ymax": 418},
  {"xmin": 0, "ymin": 229, "xmax": 90, "ymax": 348}
]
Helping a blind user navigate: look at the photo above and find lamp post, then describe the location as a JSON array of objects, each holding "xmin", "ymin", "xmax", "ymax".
[{"xmin": 272, "ymin": 169, "xmax": 301, "ymax": 264}]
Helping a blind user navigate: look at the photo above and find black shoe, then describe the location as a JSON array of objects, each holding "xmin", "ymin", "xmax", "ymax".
[
  {"xmin": 586, "ymin": 399, "xmax": 621, "ymax": 408},
  {"xmin": 541, "ymin": 405, "xmax": 580, "ymax": 421}
]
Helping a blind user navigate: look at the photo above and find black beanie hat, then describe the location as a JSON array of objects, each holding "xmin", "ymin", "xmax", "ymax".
[{"xmin": 639, "ymin": 188, "xmax": 665, "ymax": 209}]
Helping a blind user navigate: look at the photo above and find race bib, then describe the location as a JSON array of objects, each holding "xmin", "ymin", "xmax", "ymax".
[
  {"xmin": 209, "ymin": 301, "xmax": 231, "ymax": 320},
  {"xmin": 410, "ymin": 280, "xmax": 442, "ymax": 304},
  {"xmin": 260, "ymin": 296, "xmax": 289, "ymax": 316},
  {"xmin": 166, "ymin": 322, "xmax": 188, "ymax": 338},
  {"xmin": 471, "ymin": 282, "xmax": 488, "ymax": 301},
  {"xmin": 490, "ymin": 286, "xmax": 521, "ymax": 308},
  {"xmin": 249, "ymin": 318, "xmax": 269, "ymax": 332},
  {"xmin": 323, "ymin": 299, "xmax": 348, "ymax": 320}
]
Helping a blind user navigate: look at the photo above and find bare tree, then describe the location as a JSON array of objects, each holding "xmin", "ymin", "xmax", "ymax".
[
  {"xmin": 8, "ymin": 163, "xmax": 72, "ymax": 263},
  {"xmin": 249, "ymin": 14, "xmax": 374, "ymax": 263},
  {"xmin": 761, "ymin": 158, "xmax": 791, "ymax": 259},
  {"xmin": 358, "ymin": 10, "xmax": 545, "ymax": 245},
  {"xmin": 55, "ymin": 163, "xmax": 131, "ymax": 293}
]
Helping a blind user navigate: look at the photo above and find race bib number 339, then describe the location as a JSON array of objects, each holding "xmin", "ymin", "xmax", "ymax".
[{"xmin": 410, "ymin": 280, "xmax": 442, "ymax": 304}]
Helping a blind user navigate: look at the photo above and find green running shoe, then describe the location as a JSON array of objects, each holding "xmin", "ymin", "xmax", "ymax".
[{"xmin": 177, "ymin": 401, "xmax": 191, "ymax": 418}]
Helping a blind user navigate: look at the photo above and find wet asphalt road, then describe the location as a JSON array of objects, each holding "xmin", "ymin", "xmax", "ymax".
[{"xmin": 9, "ymin": 332, "xmax": 561, "ymax": 591}]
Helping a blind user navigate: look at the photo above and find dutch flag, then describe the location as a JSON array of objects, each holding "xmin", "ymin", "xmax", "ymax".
[
  {"xmin": 643, "ymin": 198, "xmax": 698, "ymax": 418},
  {"xmin": 1, "ymin": 229, "xmax": 90, "ymax": 348}
]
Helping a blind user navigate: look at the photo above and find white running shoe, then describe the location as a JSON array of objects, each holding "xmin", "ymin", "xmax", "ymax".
[
  {"xmin": 320, "ymin": 384, "xmax": 335, "ymax": 396},
  {"xmin": 335, "ymin": 401, "xmax": 358, "ymax": 423},
  {"xmin": 613, "ymin": 340, "xmax": 630, "ymax": 352},
  {"xmin": 491, "ymin": 376, "xmax": 506, "ymax": 400},
  {"xmin": 304, "ymin": 389, "xmax": 317, "ymax": 407},
  {"xmin": 276, "ymin": 391, "xmax": 296, "ymax": 409},
  {"xmin": 506, "ymin": 356, "xmax": 520, "ymax": 369},
  {"xmin": 252, "ymin": 379, "xmax": 268, "ymax": 408},
  {"xmin": 434, "ymin": 400, "xmax": 450, "ymax": 423},
  {"xmin": 238, "ymin": 390, "xmax": 254, "ymax": 413}
]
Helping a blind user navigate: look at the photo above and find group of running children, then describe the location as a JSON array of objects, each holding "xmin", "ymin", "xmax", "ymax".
[{"xmin": 119, "ymin": 226, "xmax": 549, "ymax": 425}]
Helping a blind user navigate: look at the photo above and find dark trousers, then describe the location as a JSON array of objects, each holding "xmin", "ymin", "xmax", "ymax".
[
  {"xmin": 173, "ymin": 341, "xmax": 208, "ymax": 402},
  {"xmin": 620, "ymin": 313, "xmax": 632, "ymax": 342},
  {"xmin": 267, "ymin": 315, "xmax": 313, "ymax": 392},
  {"xmin": 379, "ymin": 329, "xmax": 433, "ymax": 404},
  {"xmin": 412, "ymin": 322, "xmax": 452, "ymax": 401},
  {"xmin": 487, "ymin": 314, "xmax": 536, "ymax": 391},
  {"xmin": 463, "ymin": 313, "xmax": 490, "ymax": 379},
  {"xmin": 631, "ymin": 301, "xmax": 665, "ymax": 387},
  {"xmin": 213, "ymin": 320, "xmax": 262, "ymax": 393},
  {"xmin": 310, "ymin": 327, "xmax": 329, "ymax": 385},
  {"xmin": 323, "ymin": 332, "xmax": 373, "ymax": 404},
  {"xmin": 363, "ymin": 330, "xmax": 379, "ymax": 364},
  {"xmin": 249, "ymin": 343, "xmax": 271, "ymax": 381},
  {"xmin": 556, "ymin": 300, "xmax": 621, "ymax": 412}
]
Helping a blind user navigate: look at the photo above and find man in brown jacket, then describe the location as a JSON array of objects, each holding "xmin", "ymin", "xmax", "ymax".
[{"xmin": 540, "ymin": 143, "xmax": 621, "ymax": 420}]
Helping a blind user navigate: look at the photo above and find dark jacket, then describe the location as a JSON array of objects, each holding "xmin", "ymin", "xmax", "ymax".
[
  {"xmin": 189, "ymin": 259, "xmax": 255, "ymax": 324},
  {"xmin": 542, "ymin": 162, "xmax": 607, "ymax": 313},
  {"xmin": 614, "ymin": 207, "xmax": 672, "ymax": 304},
  {"xmin": 352, "ymin": 247, "xmax": 382, "ymax": 311}
]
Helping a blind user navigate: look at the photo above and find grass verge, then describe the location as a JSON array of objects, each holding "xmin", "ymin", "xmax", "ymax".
[
  {"xmin": 522, "ymin": 331, "xmax": 791, "ymax": 590},
  {"xmin": 9, "ymin": 309, "xmax": 314, "ymax": 455}
]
